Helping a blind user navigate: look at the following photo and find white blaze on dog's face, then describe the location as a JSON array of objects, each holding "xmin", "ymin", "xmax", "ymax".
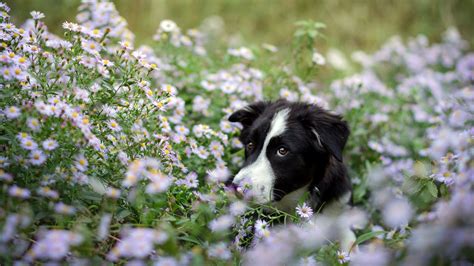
[{"xmin": 232, "ymin": 108, "xmax": 289, "ymax": 203}]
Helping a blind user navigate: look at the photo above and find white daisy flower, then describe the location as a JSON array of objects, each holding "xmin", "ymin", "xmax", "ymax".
[
  {"xmin": 21, "ymin": 138, "xmax": 38, "ymax": 151},
  {"xmin": 107, "ymin": 120, "xmax": 122, "ymax": 132},
  {"xmin": 160, "ymin": 20, "xmax": 179, "ymax": 33},
  {"xmin": 42, "ymin": 139, "xmax": 58, "ymax": 151},
  {"xmin": 54, "ymin": 202, "xmax": 76, "ymax": 215},
  {"xmin": 8, "ymin": 185, "xmax": 31, "ymax": 199},
  {"xmin": 27, "ymin": 118, "xmax": 41, "ymax": 131},
  {"xmin": 4, "ymin": 106, "xmax": 20, "ymax": 119},
  {"xmin": 296, "ymin": 202, "xmax": 314, "ymax": 219},
  {"xmin": 74, "ymin": 154, "xmax": 88, "ymax": 172},
  {"xmin": 312, "ymin": 52, "xmax": 326, "ymax": 65},
  {"xmin": 175, "ymin": 125, "xmax": 189, "ymax": 136},
  {"xmin": 30, "ymin": 11, "xmax": 45, "ymax": 20},
  {"xmin": 254, "ymin": 219, "xmax": 270, "ymax": 238},
  {"xmin": 105, "ymin": 187, "xmax": 121, "ymax": 199},
  {"xmin": 207, "ymin": 242, "xmax": 231, "ymax": 260},
  {"xmin": 29, "ymin": 150, "xmax": 47, "ymax": 165},
  {"xmin": 337, "ymin": 250, "xmax": 350, "ymax": 264}
]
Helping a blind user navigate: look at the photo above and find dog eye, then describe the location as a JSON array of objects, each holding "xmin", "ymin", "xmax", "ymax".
[
  {"xmin": 246, "ymin": 142, "xmax": 255, "ymax": 151},
  {"xmin": 277, "ymin": 147, "xmax": 288, "ymax": 156}
]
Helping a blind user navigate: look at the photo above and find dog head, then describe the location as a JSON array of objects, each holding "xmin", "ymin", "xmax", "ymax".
[{"xmin": 228, "ymin": 99, "xmax": 350, "ymax": 207}]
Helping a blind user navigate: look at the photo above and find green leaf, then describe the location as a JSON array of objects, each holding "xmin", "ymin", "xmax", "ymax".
[
  {"xmin": 116, "ymin": 209, "xmax": 132, "ymax": 220},
  {"xmin": 402, "ymin": 176, "xmax": 422, "ymax": 195},
  {"xmin": 177, "ymin": 236, "xmax": 201, "ymax": 245},
  {"xmin": 355, "ymin": 231, "xmax": 386, "ymax": 246},
  {"xmin": 426, "ymin": 182, "xmax": 438, "ymax": 198}
]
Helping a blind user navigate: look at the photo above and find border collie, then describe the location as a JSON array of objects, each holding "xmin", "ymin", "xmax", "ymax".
[{"xmin": 228, "ymin": 99, "xmax": 352, "ymax": 214}]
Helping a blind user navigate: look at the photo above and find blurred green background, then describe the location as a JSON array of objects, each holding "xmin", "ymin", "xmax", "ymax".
[{"xmin": 6, "ymin": 0, "xmax": 474, "ymax": 54}]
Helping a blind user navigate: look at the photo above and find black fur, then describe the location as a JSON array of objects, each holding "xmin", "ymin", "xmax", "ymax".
[{"xmin": 229, "ymin": 99, "xmax": 351, "ymax": 211}]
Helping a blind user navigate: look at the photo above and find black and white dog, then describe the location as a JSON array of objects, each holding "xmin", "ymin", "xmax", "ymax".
[{"xmin": 228, "ymin": 99, "xmax": 352, "ymax": 214}]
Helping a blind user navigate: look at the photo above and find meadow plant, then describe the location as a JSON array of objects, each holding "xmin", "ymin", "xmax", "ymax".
[{"xmin": 0, "ymin": 1, "xmax": 472, "ymax": 265}]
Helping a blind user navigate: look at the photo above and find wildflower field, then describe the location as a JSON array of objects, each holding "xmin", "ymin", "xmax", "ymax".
[{"xmin": 0, "ymin": 1, "xmax": 473, "ymax": 265}]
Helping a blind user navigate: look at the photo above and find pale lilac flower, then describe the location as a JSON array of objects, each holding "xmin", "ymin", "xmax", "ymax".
[
  {"xmin": 37, "ymin": 187, "xmax": 59, "ymax": 199},
  {"xmin": 456, "ymin": 53, "xmax": 474, "ymax": 82},
  {"xmin": 162, "ymin": 84, "xmax": 177, "ymax": 95},
  {"xmin": 209, "ymin": 140, "xmax": 224, "ymax": 159},
  {"xmin": 312, "ymin": 52, "xmax": 326, "ymax": 65},
  {"xmin": 207, "ymin": 242, "xmax": 232, "ymax": 260},
  {"xmin": 0, "ymin": 214, "xmax": 20, "ymax": 242},
  {"xmin": 81, "ymin": 39, "xmax": 101, "ymax": 55},
  {"xmin": 26, "ymin": 117, "xmax": 41, "ymax": 131},
  {"xmin": 30, "ymin": 11, "xmax": 45, "ymax": 20},
  {"xmin": 449, "ymin": 109, "xmax": 469, "ymax": 127},
  {"xmin": 107, "ymin": 228, "xmax": 168, "ymax": 261},
  {"xmin": 154, "ymin": 257, "xmax": 179, "ymax": 266},
  {"xmin": 296, "ymin": 202, "xmax": 314, "ymax": 219},
  {"xmin": 350, "ymin": 245, "xmax": 389, "ymax": 266},
  {"xmin": 4, "ymin": 106, "xmax": 20, "ymax": 119},
  {"xmin": 106, "ymin": 187, "xmax": 121, "ymax": 199},
  {"xmin": 175, "ymin": 172, "xmax": 199, "ymax": 188},
  {"xmin": 0, "ymin": 156, "xmax": 9, "ymax": 168},
  {"xmin": 117, "ymin": 151, "xmax": 129, "ymax": 165},
  {"xmin": 175, "ymin": 125, "xmax": 189, "ymax": 136},
  {"xmin": 336, "ymin": 250, "xmax": 350, "ymax": 264},
  {"xmin": 228, "ymin": 47, "xmax": 254, "ymax": 60},
  {"xmin": 29, "ymin": 150, "xmax": 47, "ymax": 165},
  {"xmin": 62, "ymin": 21, "xmax": 82, "ymax": 32},
  {"xmin": 54, "ymin": 202, "xmax": 76, "ymax": 215},
  {"xmin": 1, "ymin": 171, "xmax": 13, "ymax": 182},
  {"xmin": 98, "ymin": 213, "xmax": 112, "ymax": 240},
  {"xmin": 8, "ymin": 185, "xmax": 31, "ymax": 199},
  {"xmin": 327, "ymin": 48, "xmax": 349, "ymax": 70},
  {"xmin": 119, "ymin": 40, "xmax": 134, "ymax": 50},
  {"xmin": 74, "ymin": 154, "xmax": 88, "ymax": 172},
  {"xmin": 382, "ymin": 198, "xmax": 413, "ymax": 228},
  {"xmin": 209, "ymin": 214, "xmax": 235, "ymax": 232},
  {"xmin": 159, "ymin": 20, "xmax": 179, "ymax": 33},
  {"xmin": 194, "ymin": 146, "xmax": 209, "ymax": 159},
  {"xmin": 231, "ymin": 138, "xmax": 243, "ymax": 149},
  {"xmin": 107, "ymin": 120, "xmax": 122, "ymax": 132},
  {"xmin": 192, "ymin": 96, "xmax": 210, "ymax": 114},
  {"xmin": 42, "ymin": 139, "xmax": 58, "ymax": 151},
  {"xmin": 297, "ymin": 256, "xmax": 318, "ymax": 266},
  {"xmin": 25, "ymin": 230, "xmax": 83, "ymax": 261},
  {"xmin": 220, "ymin": 120, "xmax": 234, "ymax": 133},
  {"xmin": 20, "ymin": 138, "xmax": 38, "ymax": 151},
  {"xmin": 145, "ymin": 172, "xmax": 172, "ymax": 194},
  {"xmin": 206, "ymin": 166, "xmax": 231, "ymax": 183},
  {"xmin": 254, "ymin": 220, "xmax": 270, "ymax": 238},
  {"xmin": 229, "ymin": 201, "xmax": 247, "ymax": 216},
  {"xmin": 280, "ymin": 88, "xmax": 299, "ymax": 102},
  {"xmin": 16, "ymin": 132, "xmax": 31, "ymax": 141}
]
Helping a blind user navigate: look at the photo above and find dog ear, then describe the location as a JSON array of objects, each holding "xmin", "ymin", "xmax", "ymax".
[
  {"xmin": 228, "ymin": 101, "xmax": 268, "ymax": 127},
  {"xmin": 308, "ymin": 108, "xmax": 350, "ymax": 162}
]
